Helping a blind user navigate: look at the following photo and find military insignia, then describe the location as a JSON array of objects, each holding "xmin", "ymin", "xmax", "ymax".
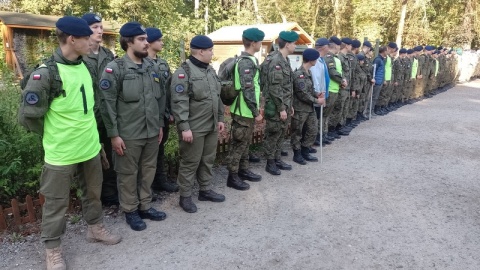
[
  {"xmin": 275, "ymin": 65, "xmax": 281, "ymax": 70},
  {"xmin": 25, "ymin": 92, "xmax": 39, "ymax": 105},
  {"xmin": 299, "ymin": 75, "xmax": 304, "ymax": 78},
  {"xmin": 298, "ymin": 82, "xmax": 305, "ymax": 90},
  {"xmin": 175, "ymin": 84, "xmax": 185, "ymax": 93},
  {"xmin": 105, "ymin": 68, "xmax": 113, "ymax": 73},
  {"xmin": 178, "ymin": 73, "xmax": 185, "ymax": 79},
  {"xmin": 152, "ymin": 73, "xmax": 159, "ymax": 82},
  {"xmin": 140, "ymin": 26, "xmax": 146, "ymax": 32},
  {"xmin": 328, "ymin": 63, "xmax": 334, "ymax": 67},
  {"xmin": 94, "ymin": 15, "xmax": 101, "ymax": 21},
  {"xmin": 164, "ymin": 71, "xmax": 169, "ymax": 77},
  {"xmin": 33, "ymin": 74, "xmax": 41, "ymax": 80},
  {"xmin": 100, "ymin": 79, "xmax": 111, "ymax": 90},
  {"xmin": 245, "ymin": 82, "xmax": 252, "ymax": 87},
  {"xmin": 244, "ymin": 69, "xmax": 250, "ymax": 74}
]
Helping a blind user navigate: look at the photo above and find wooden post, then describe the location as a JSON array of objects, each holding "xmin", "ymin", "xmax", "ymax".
[
  {"xmin": 0, "ymin": 206, "xmax": 7, "ymax": 231},
  {"xmin": 26, "ymin": 195, "xmax": 36, "ymax": 222},
  {"xmin": 11, "ymin": 198, "xmax": 21, "ymax": 228}
]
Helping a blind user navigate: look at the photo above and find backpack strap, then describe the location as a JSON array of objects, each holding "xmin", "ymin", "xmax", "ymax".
[
  {"xmin": 180, "ymin": 61, "xmax": 194, "ymax": 99},
  {"xmin": 44, "ymin": 56, "xmax": 65, "ymax": 103}
]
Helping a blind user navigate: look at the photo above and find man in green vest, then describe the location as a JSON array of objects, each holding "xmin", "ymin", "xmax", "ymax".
[
  {"xmin": 291, "ymin": 48, "xmax": 324, "ymax": 164},
  {"xmin": 378, "ymin": 42, "xmax": 397, "ymax": 114},
  {"xmin": 261, "ymin": 31, "xmax": 299, "ymax": 175},
  {"xmin": 323, "ymin": 36, "xmax": 346, "ymax": 139},
  {"xmin": 19, "ymin": 16, "xmax": 122, "ymax": 270},
  {"xmin": 100, "ymin": 22, "xmax": 167, "ymax": 230},
  {"xmin": 226, "ymin": 28, "xmax": 264, "ymax": 190},
  {"xmin": 170, "ymin": 35, "xmax": 225, "ymax": 213},
  {"xmin": 81, "ymin": 13, "xmax": 118, "ymax": 207},
  {"xmin": 145, "ymin": 27, "xmax": 180, "ymax": 194},
  {"xmin": 332, "ymin": 37, "xmax": 352, "ymax": 135}
]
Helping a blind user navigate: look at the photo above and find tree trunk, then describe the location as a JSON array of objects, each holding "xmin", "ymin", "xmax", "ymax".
[
  {"xmin": 204, "ymin": 5, "xmax": 209, "ymax": 34},
  {"xmin": 195, "ymin": 0, "xmax": 200, "ymax": 18},
  {"xmin": 462, "ymin": 0, "xmax": 474, "ymax": 49},
  {"xmin": 395, "ymin": 0, "xmax": 408, "ymax": 49},
  {"xmin": 273, "ymin": 0, "xmax": 287, "ymax": 23},
  {"xmin": 310, "ymin": 0, "xmax": 320, "ymax": 37},
  {"xmin": 252, "ymin": 0, "xmax": 261, "ymax": 23},
  {"xmin": 332, "ymin": 0, "xmax": 341, "ymax": 36}
]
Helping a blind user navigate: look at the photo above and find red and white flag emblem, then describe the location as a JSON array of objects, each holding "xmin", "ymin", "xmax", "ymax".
[
  {"xmin": 178, "ymin": 74, "xmax": 185, "ymax": 79},
  {"xmin": 33, "ymin": 74, "xmax": 41, "ymax": 80},
  {"xmin": 105, "ymin": 68, "xmax": 113, "ymax": 73}
]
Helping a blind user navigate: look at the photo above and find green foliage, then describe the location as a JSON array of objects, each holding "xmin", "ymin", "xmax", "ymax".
[{"xmin": 0, "ymin": 61, "xmax": 43, "ymax": 206}]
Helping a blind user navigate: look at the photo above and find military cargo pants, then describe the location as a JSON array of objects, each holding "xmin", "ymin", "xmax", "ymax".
[
  {"xmin": 378, "ymin": 81, "xmax": 392, "ymax": 106},
  {"xmin": 323, "ymin": 92, "xmax": 338, "ymax": 132},
  {"xmin": 227, "ymin": 115, "xmax": 254, "ymax": 173},
  {"xmin": 177, "ymin": 130, "xmax": 217, "ymax": 197},
  {"xmin": 330, "ymin": 89, "xmax": 349, "ymax": 127},
  {"xmin": 291, "ymin": 110, "xmax": 317, "ymax": 150},
  {"xmin": 114, "ymin": 136, "xmax": 158, "ymax": 213},
  {"xmin": 40, "ymin": 154, "xmax": 103, "ymax": 249},
  {"xmin": 264, "ymin": 117, "xmax": 288, "ymax": 160},
  {"xmin": 98, "ymin": 126, "xmax": 117, "ymax": 203},
  {"xmin": 341, "ymin": 92, "xmax": 351, "ymax": 125},
  {"xmin": 414, "ymin": 78, "xmax": 424, "ymax": 98}
]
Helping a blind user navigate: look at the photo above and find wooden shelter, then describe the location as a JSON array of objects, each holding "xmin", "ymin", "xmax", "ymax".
[
  {"xmin": 208, "ymin": 23, "xmax": 315, "ymax": 71},
  {"xmin": 0, "ymin": 11, "xmax": 120, "ymax": 77}
]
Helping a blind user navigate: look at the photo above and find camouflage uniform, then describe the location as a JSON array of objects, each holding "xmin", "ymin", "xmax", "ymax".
[
  {"xmin": 227, "ymin": 52, "xmax": 260, "ymax": 173},
  {"xmin": 291, "ymin": 66, "xmax": 318, "ymax": 150},
  {"xmin": 345, "ymin": 52, "xmax": 359, "ymax": 120},
  {"xmin": 359, "ymin": 51, "xmax": 373, "ymax": 116},
  {"xmin": 391, "ymin": 56, "xmax": 405, "ymax": 104},
  {"xmin": 352, "ymin": 56, "xmax": 367, "ymax": 116},
  {"xmin": 402, "ymin": 57, "xmax": 413, "ymax": 101},
  {"xmin": 323, "ymin": 52, "xmax": 343, "ymax": 133},
  {"xmin": 261, "ymin": 51, "xmax": 294, "ymax": 160},
  {"xmin": 379, "ymin": 55, "xmax": 393, "ymax": 107},
  {"xmin": 335, "ymin": 52, "xmax": 351, "ymax": 126},
  {"xmin": 414, "ymin": 53, "xmax": 427, "ymax": 98}
]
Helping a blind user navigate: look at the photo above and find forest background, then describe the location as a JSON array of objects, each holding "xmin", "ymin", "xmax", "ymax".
[{"xmin": 0, "ymin": 0, "xmax": 479, "ymax": 206}]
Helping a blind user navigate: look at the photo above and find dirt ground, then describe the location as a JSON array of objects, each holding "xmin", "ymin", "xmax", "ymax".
[{"xmin": 1, "ymin": 80, "xmax": 480, "ymax": 270}]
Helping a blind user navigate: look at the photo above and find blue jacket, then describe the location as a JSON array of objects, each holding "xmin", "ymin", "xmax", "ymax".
[{"xmin": 373, "ymin": 55, "xmax": 385, "ymax": 85}]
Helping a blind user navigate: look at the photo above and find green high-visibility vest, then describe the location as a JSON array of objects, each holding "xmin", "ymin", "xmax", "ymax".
[
  {"xmin": 231, "ymin": 56, "xmax": 260, "ymax": 118},
  {"xmin": 435, "ymin": 59, "xmax": 439, "ymax": 77},
  {"xmin": 328, "ymin": 57, "xmax": 343, "ymax": 93},
  {"xmin": 385, "ymin": 55, "xmax": 392, "ymax": 81},
  {"xmin": 411, "ymin": 58, "xmax": 418, "ymax": 79}
]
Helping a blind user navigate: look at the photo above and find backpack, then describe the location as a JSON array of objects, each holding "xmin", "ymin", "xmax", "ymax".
[{"xmin": 218, "ymin": 55, "xmax": 256, "ymax": 106}]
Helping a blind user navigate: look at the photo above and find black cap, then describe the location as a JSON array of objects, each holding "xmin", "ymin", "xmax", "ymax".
[
  {"xmin": 363, "ymin": 41, "xmax": 373, "ymax": 49},
  {"xmin": 190, "ymin": 35, "xmax": 214, "ymax": 49},
  {"xmin": 56, "ymin": 16, "xmax": 93, "ymax": 36},
  {"xmin": 120, "ymin": 22, "xmax": 146, "ymax": 37},
  {"xmin": 329, "ymin": 36, "xmax": 341, "ymax": 45},
  {"xmin": 341, "ymin": 37, "xmax": 352, "ymax": 45},
  {"xmin": 81, "ymin": 13, "xmax": 102, "ymax": 25}
]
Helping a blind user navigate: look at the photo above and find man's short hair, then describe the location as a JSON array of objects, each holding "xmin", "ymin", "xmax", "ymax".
[
  {"xmin": 120, "ymin": 36, "xmax": 135, "ymax": 51},
  {"xmin": 56, "ymin": 29, "xmax": 69, "ymax": 44},
  {"xmin": 242, "ymin": 37, "xmax": 253, "ymax": 48},
  {"xmin": 378, "ymin": 46, "xmax": 387, "ymax": 54},
  {"xmin": 278, "ymin": 38, "xmax": 287, "ymax": 49}
]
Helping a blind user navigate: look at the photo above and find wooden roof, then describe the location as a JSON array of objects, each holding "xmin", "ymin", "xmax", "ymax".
[
  {"xmin": 0, "ymin": 11, "xmax": 120, "ymax": 34},
  {"xmin": 208, "ymin": 23, "xmax": 314, "ymax": 45}
]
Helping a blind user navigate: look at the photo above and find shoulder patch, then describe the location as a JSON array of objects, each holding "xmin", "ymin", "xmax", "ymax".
[
  {"xmin": 178, "ymin": 73, "xmax": 185, "ymax": 79},
  {"xmin": 275, "ymin": 65, "xmax": 281, "ymax": 70},
  {"xmin": 164, "ymin": 71, "xmax": 169, "ymax": 77},
  {"xmin": 328, "ymin": 62, "xmax": 335, "ymax": 67},
  {"xmin": 299, "ymin": 74, "xmax": 304, "ymax": 78},
  {"xmin": 297, "ymin": 82, "xmax": 305, "ymax": 90},
  {"xmin": 25, "ymin": 92, "xmax": 39, "ymax": 105},
  {"xmin": 100, "ymin": 79, "xmax": 111, "ymax": 90},
  {"xmin": 175, "ymin": 84, "xmax": 185, "ymax": 93},
  {"xmin": 32, "ymin": 74, "xmax": 41, "ymax": 80},
  {"xmin": 105, "ymin": 68, "xmax": 113, "ymax": 74},
  {"xmin": 244, "ymin": 69, "xmax": 250, "ymax": 74}
]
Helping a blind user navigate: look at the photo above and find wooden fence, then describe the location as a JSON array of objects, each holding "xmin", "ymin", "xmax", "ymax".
[{"xmin": 0, "ymin": 194, "xmax": 44, "ymax": 232}]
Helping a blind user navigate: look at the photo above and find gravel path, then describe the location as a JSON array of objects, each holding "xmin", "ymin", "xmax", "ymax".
[{"xmin": 1, "ymin": 81, "xmax": 480, "ymax": 270}]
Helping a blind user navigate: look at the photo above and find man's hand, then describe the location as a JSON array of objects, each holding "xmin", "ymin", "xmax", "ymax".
[
  {"xmin": 341, "ymin": 79, "xmax": 348, "ymax": 88},
  {"xmin": 383, "ymin": 81, "xmax": 388, "ymax": 86},
  {"xmin": 169, "ymin": 115, "xmax": 175, "ymax": 124},
  {"xmin": 280, "ymin": 110, "xmax": 287, "ymax": 120},
  {"xmin": 371, "ymin": 79, "xmax": 375, "ymax": 84},
  {"xmin": 182, "ymin": 129, "xmax": 193, "ymax": 143},
  {"xmin": 317, "ymin": 97, "xmax": 325, "ymax": 105},
  {"xmin": 351, "ymin": 91, "xmax": 356, "ymax": 98},
  {"xmin": 255, "ymin": 114, "xmax": 263, "ymax": 123},
  {"xmin": 218, "ymin": 122, "xmax": 225, "ymax": 132},
  {"xmin": 100, "ymin": 143, "xmax": 110, "ymax": 170},
  {"xmin": 417, "ymin": 75, "xmax": 423, "ymax": 79},
  {"xmin": 157, "ymin": 128, "xmax": 163, "ymax": 145},
  {"xmin": 394, "ymin": 82, "xmax": 399, "ymax": 86},
  {"xmin": 111, "ymin": 136, "xmax": 126, "ymax": 156}
]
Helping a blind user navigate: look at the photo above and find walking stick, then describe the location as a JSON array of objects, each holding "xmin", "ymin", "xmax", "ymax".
[
  {"xmin": 319, "ymin": 103, "xmax": 324, "ymax": 164},
  {"xmin": 369, "ymin": 64, "xmax": 377, "ymax": 120}
]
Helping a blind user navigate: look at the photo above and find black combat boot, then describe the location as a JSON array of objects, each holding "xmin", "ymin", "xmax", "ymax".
[
  {"xmin": 280, "ymin": 150, "xmax": 288, "ymax": 156},
  {"xmin": 266, "ymin": 159, "xmax": 281, "ymax": 175},
  {"xmin": 125, "ymin": 211, "xmax": 147, "ymax": 231},
  {"xmin": 248, "ymin": 154, "xmax": 261, "ymax": 163},
  {"xmin": 138, "ymin": 208, "xmax": 167, "ymax": 221},
  {"xmin": 275, "ymin": 159, "xmax": 292, "ymax": 170},
  {"xmin": 198, "ymin": 190, "xmax": 225, "ymax": 202},
  {"xmin": 179, "ymin": 196, "xmax": 197, "ymax": 213},
  {"xmin": 238, "ymin": 169, "xmax": 262, "ymax": 182},
  {"xmin": 293, "ymin": 150, "xmax": 306, "ymax": 165},
  {"xmin": 313, "ymin": 133, "xmax": 321, "ymax": 146},
  {"xmin": 301, "ymin": 146, "xmax": 318, "ymax": 162},
  {"xmin": 309, "ymin": 146, "xmax": 318, "ymax": 153},
  {"xmin": 227, "ymin": 173, "xmax": 250, "ymax": 190}
]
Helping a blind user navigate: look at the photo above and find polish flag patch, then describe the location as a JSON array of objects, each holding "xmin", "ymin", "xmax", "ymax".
[
  {"xmin": 299, "ymin": 75, "xmax": 304, "ymax": 78},
  {"xmin": 33, "ymin": 74, "xmax": 41, "ymax": 80},
  {"xmin": 178, "ymin": 74, "xmax": 185, "ymax": 79},
  {"xmin": 105, "ymin": 68, "xmax": 113, "ymax": 73},
  {"xmin": 275, "ymin": 65, "xmax": 281, "ymax": 70},
  {"xmin": 244, "ymin": 69, "xmax": 250, "ymax": 74}
]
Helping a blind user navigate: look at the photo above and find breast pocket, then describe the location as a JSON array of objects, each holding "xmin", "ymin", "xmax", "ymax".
[
  {"xmin": 151, "ymin": 73, "xmax": 162, "ymax": 99},
  {"xmin": 122, "ymin": 74, "xmax": 140, "ymax": 102},
  {"xmin": 190, "ymin": 76, "xmax": 209, "ymax": 101}
]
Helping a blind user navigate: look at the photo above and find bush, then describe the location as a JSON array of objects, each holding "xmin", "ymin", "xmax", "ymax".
[{"xmin": 0, "ymin": 64, "xmax": 44, "ymax": 207}]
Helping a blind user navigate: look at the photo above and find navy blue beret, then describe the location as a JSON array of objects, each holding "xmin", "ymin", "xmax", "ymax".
[
  {"xmin": 190, "ymin": 35, "xmax": 214, "ymax": 49},
  {"xmin": 146, "ymin": 27, "xmax": 163, "ymax": 43},
  {"xmin": 407, "ymin": 49, "xmax": 414, "ymax": 54},
  {"xmin": 243, "ymin": 28, "xmax": 265, "ymax": 42},
  {"xmin": 341, "ymin": 37, "xmax": 352, "ymax": 45},
  {"xmin": 425, "ymin": 45, "xmax": 434, "ymax": 51},
  {"xmin": 279, "ymin": 31, "xmax": 299, "ymax": 42},
  {"xmin": 315, "ymin": 38, "xmax": 329, "ymax": 47},
  {"xmin": 56, "ymin": 16, "xmax": 93, "ymax": 36},
  {"xmin": 356, "ymin": 54, "xmax": 365, "ymax": 61},
  {"xmin": 433, "ymin": 50, "xmax": 440, "ymax": 55},
  {"xmin": 81, "ymin": 13, "xmax": 102, "ymax": 25},
  {"xmin": 329, "ymin": 36, "xmax": 341, "ymax": 45},
  {"xmin": 437, "ymin": 46, "xmax": 443, "ymax": 50},
  {"xmin": 388, "ymin": 42, "xmax": 397, "ymax": 49},
  {"xmin": 414, "ymin": 46, "xmax": 423, "ymax": 52},
  {"xmin": 120, "ymin": 22, "xmax": 146, "ymax": 37},
  {"xmin": 351, "ymin": 39, "xmax": 361, "ymax": 49},
  {"xmin": 303, "ymin": 48, "xmax": 320, "ymax": 62},
  {"xmin": 363, "ymin": 40, "xmax": 373, "ymax": 49},
  {"xmin": 399, "ymin": 48, "xmax": 407, "ymax": 54}
]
